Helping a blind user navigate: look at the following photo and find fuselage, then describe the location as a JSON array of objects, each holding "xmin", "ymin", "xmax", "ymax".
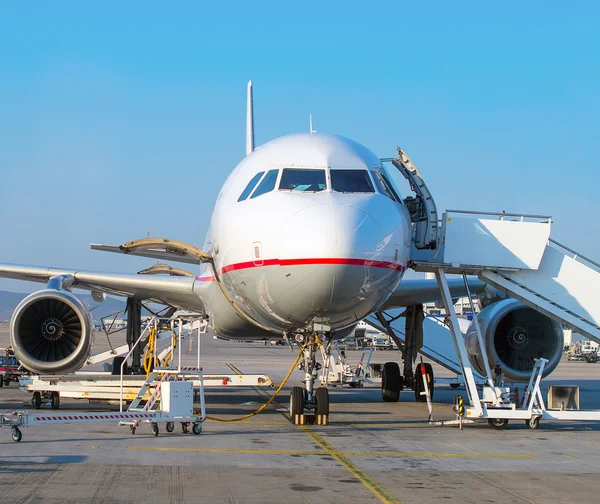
[{"xmin": 195, "ymin": 133, "xmax": 411, "ymax": 338}]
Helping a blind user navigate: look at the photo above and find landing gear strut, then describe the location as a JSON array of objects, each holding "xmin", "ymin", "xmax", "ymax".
[{"xmin": 289, "ymin": 332, "xmax": 330, "ymax": 425}]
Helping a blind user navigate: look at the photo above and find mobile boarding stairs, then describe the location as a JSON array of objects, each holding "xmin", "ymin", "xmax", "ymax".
[{"xmin": 371, "ymin": 148, "xmax": 600, "ymax": 427}]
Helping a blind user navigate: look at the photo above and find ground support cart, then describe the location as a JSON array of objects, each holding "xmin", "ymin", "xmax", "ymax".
[
  {"xmin": 318, "ymin": 343, "xmax": 373, "ymax": 388},
  {"xmin": 1, "ymin": 368, "xmax": 205, "ymax": 442}
]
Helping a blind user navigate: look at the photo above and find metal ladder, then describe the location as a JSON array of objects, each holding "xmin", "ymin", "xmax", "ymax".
[{"xmin": 128, "ymin": 371, "xmax": 170, "ymax": 412}]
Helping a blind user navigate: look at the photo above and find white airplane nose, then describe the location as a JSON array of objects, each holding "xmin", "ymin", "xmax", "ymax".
[
  {"xmin": 278, "ymin": 203, "xmax": 384, "ymax": 260},
  {"xmin": 272, "ymin": 203, "xmax": 401, "ymax": 328}
]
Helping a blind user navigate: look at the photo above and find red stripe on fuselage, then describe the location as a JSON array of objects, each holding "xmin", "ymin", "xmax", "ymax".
[{"xmin": 196, "ymin": 258, "xmax": 405, "ymax": 282}]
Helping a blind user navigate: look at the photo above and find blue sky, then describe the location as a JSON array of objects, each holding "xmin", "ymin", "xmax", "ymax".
[{"xmin": 1, "ymin": 2, "xmax": 599, "ymax": 292}]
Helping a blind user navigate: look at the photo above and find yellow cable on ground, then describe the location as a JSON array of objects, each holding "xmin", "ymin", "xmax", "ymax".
[{"xmin": 204, "ymin": 343, "xmax": 306, "ymax": 422}]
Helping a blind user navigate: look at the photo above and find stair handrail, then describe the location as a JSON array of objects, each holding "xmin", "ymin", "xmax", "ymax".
[
  {"xmin": 548, "ymin": 238, "xmax": 600, "ymax": 272},
  {"xmin": 119, "ymin": 318, "xmax": 155, "ymax": 412},
  {"xmin": 445, "ymin": 209, "xmax": 552, "ymax": 222}
]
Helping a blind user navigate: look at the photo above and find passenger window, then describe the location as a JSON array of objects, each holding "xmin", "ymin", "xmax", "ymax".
[
  {"xmin": 371, "ymin": 171, "xmax": 400, "ymax": 202},
  {"xmin": 330, "ymin": 169, "xmax": 374, "ymax": 193},
  {"xmin": 238, "ymin": 171, "xmax": 265, "ymax": 202},
  {"xmin": 250, "ymin": 169, "xmax": 279, "ymax": 199},
  {"xmin": 279, "ymin": 169, "xmax": 326, "ymax": 192}
]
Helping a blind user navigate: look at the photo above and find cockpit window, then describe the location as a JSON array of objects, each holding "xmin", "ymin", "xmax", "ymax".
[
  {"xmin": 330, "ymin": 169, "xmax": 374, "ymax": 193},
  {"xmin": 380, "ymin": 173, "xmax": 402, "ymax": 202},
  {"xmin": 279, "ymin": 169, "xmax": 326, "ymax": 192},
  {"xmin": 250, "ymin": 169, "xmax": 279, "ymax": 199},
  {"xmin": 238, "ymin": 171, "xmax": 265, "ymax": 202},
  {"xmin": 371, "ymin": 171, "xmax": 401, "ymax": 202}
]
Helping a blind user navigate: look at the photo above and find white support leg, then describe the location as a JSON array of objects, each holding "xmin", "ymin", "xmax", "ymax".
[
  {"xmin": 462, "ymin": 273, "xmax": 496, "ymax": 390},
  {"xmin": 435, "ymin": 269, "xmax": 483, "ymax": 416}
]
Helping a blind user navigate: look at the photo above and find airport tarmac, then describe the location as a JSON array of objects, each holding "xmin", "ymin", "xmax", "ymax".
[{"xmin": 1, "ymin": 325, "xmax": 600, "ymax": 504}]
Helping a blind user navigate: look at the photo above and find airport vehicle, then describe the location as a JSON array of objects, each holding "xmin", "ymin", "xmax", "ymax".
[
  {"xmin": 319, "ymin": 343, "xmax": 373, "ymax": 388},
  {"xmin": 1, "ymin": 82, "xmax": 599, "ymax": 430},
  {"xmin": 0, "ymin": 348, "xmax": 22, "ymax": 386}
]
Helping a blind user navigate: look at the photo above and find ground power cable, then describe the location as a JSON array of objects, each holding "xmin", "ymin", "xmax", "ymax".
[{"xmin": 200, "ymin": 343, "xmax": 306, "ymax": 422}]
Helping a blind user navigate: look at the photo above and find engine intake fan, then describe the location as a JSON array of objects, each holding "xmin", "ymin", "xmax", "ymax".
[
  {"xmin": 10, "ymin": 289, "xmax": 94, "ymax": 374},
  {"xmin": 465, "ymin": 298, "xmax": 563, "ymax": 382}
]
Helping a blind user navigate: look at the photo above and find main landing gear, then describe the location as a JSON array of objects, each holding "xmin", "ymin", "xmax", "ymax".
[
  {"xmin": 289, "ymin": 332, "xmax": 330, "ymax": 425},
  {"xmin": 381, "ymin": 361, "xmax": 435, "ymax": 403}
]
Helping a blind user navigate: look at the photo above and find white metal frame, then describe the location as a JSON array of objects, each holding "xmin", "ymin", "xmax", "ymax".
[{"xmin": 435, "ymin": 267, "xmax": 600, "ymax": 427}]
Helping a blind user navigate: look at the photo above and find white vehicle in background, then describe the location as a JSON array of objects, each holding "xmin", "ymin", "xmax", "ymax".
[
  {"xmin": 372, "ymin": 335, "xmax": 393, "ymax": 351},
  {"xmin": 579, "ymin": 341, "xmax": 599, "ymax": 354}
]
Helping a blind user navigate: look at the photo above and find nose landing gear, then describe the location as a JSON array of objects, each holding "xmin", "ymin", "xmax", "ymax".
[{"xmin": 289, "ymin": 332, "xmax": 330, "ymax": 425}]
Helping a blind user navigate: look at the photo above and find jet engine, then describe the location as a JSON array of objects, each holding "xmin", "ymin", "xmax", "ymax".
[
  {"xmin": 10, "ymin": 290, "xmax": 94, "ymax": 374},
  {"xmin": 465, "ymin": 298, "xmax": 563, "ymax": 382}
]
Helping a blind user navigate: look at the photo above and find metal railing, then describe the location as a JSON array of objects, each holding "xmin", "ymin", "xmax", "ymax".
[
  {"xmin": 445, "ymin": 209, "xmax": 552, "ymax": 222},
  {"xmin": 549, "ymin": 238, "xmax": 600, "ymax": 273},
  {"xmin": 119, "ymin": 316, "xmax": 203, "ymax": 412}
]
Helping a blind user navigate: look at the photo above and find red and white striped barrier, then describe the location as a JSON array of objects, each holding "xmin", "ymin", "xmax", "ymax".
[{"xmin": 32, "ymin": 412, "xmax": 156, "ymax": 424}]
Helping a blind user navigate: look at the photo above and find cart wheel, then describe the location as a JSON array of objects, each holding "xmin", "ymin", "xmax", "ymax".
[
  {"xmin": 166, "ymin": 422, "xmax": 175, "ymax": 433},
  {"xmin": 130, "ymin": 425, "xmax": 136, "ymax": 435},
  {"xmin": 527, "ymin": 417, "xmax": 540, "ymax": 430},
  {"xmin": 151, "ymin": 423, "xmax": 159, "ymax": 436},
  {"xmin": 11, "ymin": 427, "xmax": 22, "ymax": 443},
  {"xmin": 488, "ymin": 418, "xmax": 509, "ymax": 430},
  {"xmin": 32, "ymin": 392, "xmax": 42, "ymax": 409},
  {"xmin": 192, "ymin": 422, "xmax": 202, "ymax": 435},
  {"xmin": 50, "ymin": 392, "xmax": 60, "ymax": 410}
]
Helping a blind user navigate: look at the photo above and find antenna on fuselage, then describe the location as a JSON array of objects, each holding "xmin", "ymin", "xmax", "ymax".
[
  {"xmin": 246, "ymin": 81, "xmax": 255, "ymax": 155},
  {"xmin": 309, "ymin": 114, "xmax": 317, "ymax": 134}
]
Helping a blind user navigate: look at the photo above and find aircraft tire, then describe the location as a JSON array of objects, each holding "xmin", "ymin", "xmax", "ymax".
[
  {"xmin": 381, "ymin": 362, "xmax": 402, "ymax": 402},
  {"xmin": 290, "ymin": 386, "xmax": 305, "ymax": 418},
  {"xmin": 316, "ymin": 387, "xmax": 330, "ymax": 416},
  {"xmin": 414, "ymin": 363, "xmax": 434, "ymax": 402}
]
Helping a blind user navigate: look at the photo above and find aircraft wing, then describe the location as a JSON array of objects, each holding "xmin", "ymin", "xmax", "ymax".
[
  {"xmin": 381, "ymin": 277, "xmax": 488, "ymax": 310},
  {"xmin": 0, "ymin": 263, "xmax": 203, "ymax": 311}
]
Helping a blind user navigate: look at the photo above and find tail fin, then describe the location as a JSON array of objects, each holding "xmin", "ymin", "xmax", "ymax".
[{"xmin": 246, "ymin": 81, "xmax": 254, "ymax": 156}]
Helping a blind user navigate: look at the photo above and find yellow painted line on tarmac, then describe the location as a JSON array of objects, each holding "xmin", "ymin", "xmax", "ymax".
[
  {"xmin": 344, "ymin": 422, "xmax": 431, "ymax": 429},
  {"xmin": 344, "ymin": 451, "xmax": 537, "ymax": 459},
  {"xmin": 128, "ymin": 445, "xmax": 536, "ymax": 460},
  {"xmin": 228, "ymin": 362, "xmax": 402, "ymax": 504},
  {"xmin": 299, "ymin": 426, "xmax": 402, "ymax": 504},
  {"xmin": 129, "ymin": 446, "xmax": 324, "ymax": 455}
]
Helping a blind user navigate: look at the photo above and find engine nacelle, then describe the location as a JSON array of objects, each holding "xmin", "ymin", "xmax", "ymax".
[
  {"xmin": 465, "ymin": 298, "xmax": 563, "ymax": 382},
  {"xmin": 10, "ymin": 290, "xmax": 94, "ymax": 374}
]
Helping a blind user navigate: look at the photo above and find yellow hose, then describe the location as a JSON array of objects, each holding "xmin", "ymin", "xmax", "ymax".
[
  {"xmin": 204, "ymin": 343, "xmax": 306, "ymax": 422},
  {"xmin": 143, "ymin": 327, "xmax": 157, "ymax": 377},
  {"xmin": 161, "ymin": 330, "xmax": 177, "ymax": 368}
]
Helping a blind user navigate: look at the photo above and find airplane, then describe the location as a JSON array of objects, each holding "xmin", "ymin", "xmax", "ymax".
[{"xmin": 0, "ymin": 82, "xmax": 565, "ymax": 421}]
